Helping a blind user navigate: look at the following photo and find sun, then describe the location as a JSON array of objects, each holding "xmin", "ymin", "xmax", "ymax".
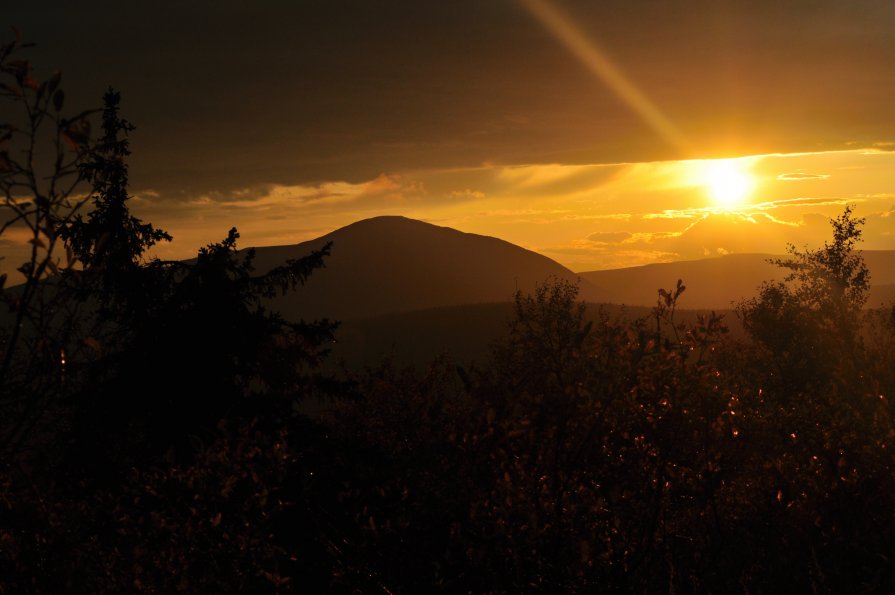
[{"xmin": 704, "ymin": 159, "xmax": 754, "ymax": 209}]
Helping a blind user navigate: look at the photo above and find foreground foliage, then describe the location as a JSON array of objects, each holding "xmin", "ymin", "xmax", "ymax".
[{"xmin": 327, "ymin": 262, "xmax": 895, "ymax": 593}]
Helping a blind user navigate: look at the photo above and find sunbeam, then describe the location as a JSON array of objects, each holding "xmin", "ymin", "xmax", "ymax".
[{"xmin": 519, "ymin": 0, "xmax": 692, "ymax": 154}]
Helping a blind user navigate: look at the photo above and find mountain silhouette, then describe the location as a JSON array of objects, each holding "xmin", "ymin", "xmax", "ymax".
[
  {"xmin": 246, "ymin": 216, "xmax": 894, "ymax": 320},
  {"xmin": 251, "ymin": 216, "xmax": 601, "ymax": 321}
]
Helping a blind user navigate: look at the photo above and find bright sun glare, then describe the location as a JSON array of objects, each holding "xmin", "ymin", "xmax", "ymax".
[{"xmin": 704, "ymin": 160, "xmax": 754, "ymax": 209}]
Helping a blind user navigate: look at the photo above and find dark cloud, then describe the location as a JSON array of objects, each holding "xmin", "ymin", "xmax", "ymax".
[{"xmin": 6, "ymin": 0, "xmax": 895, "ymax": 198}]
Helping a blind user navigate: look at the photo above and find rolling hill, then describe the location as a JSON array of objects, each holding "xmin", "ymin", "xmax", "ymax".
[
  {"xmin": 251, "ymin": 216, "xmax": 603, "ymax": 321},
  {"xmin": 579, "ymin": 250, "xmax": 895, "ymax": 309}
]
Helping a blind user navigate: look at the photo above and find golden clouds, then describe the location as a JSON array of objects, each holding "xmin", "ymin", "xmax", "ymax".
[
  {"xmin": 108, "ymin": 149, "xmax": 895, "ymax": 278},
  {"xmin": 777, "ymin": 172, "xmax": 831, "ymax": 181}
]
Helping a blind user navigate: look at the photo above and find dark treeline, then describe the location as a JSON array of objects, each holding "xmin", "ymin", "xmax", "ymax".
[{"xmin": 3, "ymin": 34, "xmax": 895, "ymax": 593}]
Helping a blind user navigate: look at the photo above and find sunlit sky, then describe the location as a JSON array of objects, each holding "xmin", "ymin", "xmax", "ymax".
[{"xmin": 4, "ymin": 0, "xmax": 895, "ymax": 273}]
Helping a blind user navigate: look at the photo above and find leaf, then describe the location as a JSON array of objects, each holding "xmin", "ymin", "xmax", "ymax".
[
  {"xmin": 52, "ymin": 89, "xmax": 64, "ymax": 112},
  {"xmin": 23, "ymin": 75, "xmax": 39, "ymax": 92},
  {"xmin": 0, "ymin": 83, "xmax": 21, "ymax": 98},
  {"xmin": 62, "ymin": 133, "xmax": 79, "ymax": 151},
  {"xmin": 5, "ymin": 59, "xmax": 28, "ymax": 80},
  {"xmin": 62, "ymin": 121, "xmax": 90, "ymax": 150},
  {"xmin": 46, "ymin": 71, "xmax": 61, "ymax": 95},
  {"xmin": 27, "ymin": 236, "xmax": 46, "ymax": 249},
  {"xmin": 83, "ymin": 337, "xmax": 101, "ymax": 352}
]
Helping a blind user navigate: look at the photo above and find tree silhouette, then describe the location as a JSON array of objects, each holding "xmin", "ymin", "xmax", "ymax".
[
  {"xmin": 62, "ymin": 88, "xmax": 170, "ymax": 316},
  {"xmin": 740, "ymin": 206, "xmax": 871, "ymax": 388},
  {"xmin": 771, "ymin": 205, "xmax": 869, "ymax": 338}
]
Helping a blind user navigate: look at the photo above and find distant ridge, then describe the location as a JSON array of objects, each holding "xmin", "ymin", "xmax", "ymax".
[
  {"xmin": 579, "ymin": 250, "xmax": 895, "ymax": 309},
  {"xmin": 251, "ymin": 216, "xmax": 602, "ymax": 320}
]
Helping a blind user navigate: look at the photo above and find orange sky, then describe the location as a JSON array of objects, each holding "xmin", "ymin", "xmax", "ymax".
[
  {"xmin": 128, "ymin": 149, "xmax": 894, "ymax": 273},
  {"xmin": 3, "ymin": 1, "xmax": 895, "ymax": 275}
]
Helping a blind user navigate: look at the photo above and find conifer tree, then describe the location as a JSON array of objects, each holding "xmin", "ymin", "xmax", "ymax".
[{"xmin": 63, "ymin": 88, "xmax": 170, "ymax": 313}]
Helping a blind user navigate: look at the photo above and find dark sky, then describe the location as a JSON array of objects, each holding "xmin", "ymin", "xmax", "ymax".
[
  {"xmin": 7, "ymin": 0, "xmax": 895, "ymax": 197},
  {"xmin": 3, "ymin": 0, "xmax": 895, "ymax": 276}
]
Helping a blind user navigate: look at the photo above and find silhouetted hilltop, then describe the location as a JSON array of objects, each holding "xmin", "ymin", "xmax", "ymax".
[
  {"xmin": 580, "ymin": 250, "xmax": 895, "ymax": 309},
  {"xmin": 251, "ymin": 216, "xmax": 601, "ymax": 320}
]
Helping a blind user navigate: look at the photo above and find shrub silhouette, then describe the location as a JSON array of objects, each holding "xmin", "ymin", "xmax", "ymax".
[{"xmin": 0, "ymin": 31, "xmax": 98, "ymax": 458}]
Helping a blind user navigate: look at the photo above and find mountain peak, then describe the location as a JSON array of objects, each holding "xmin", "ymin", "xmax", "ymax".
[
  {"xmin": 323, "ymin": 215, "xmax": 503, "ymax": 244},
  {"xmin": 252, "ymin": 216, "xmax": 599, "ymax": 320}
]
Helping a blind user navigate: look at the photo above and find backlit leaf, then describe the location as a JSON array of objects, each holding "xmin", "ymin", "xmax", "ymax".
[{"xmin": 52, "ymin": 89, "xmax": 64, "ymax": 112}]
